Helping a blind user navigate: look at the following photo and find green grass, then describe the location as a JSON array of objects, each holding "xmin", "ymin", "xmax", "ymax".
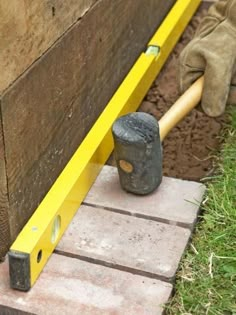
[{"xmin": 166, "ymin": 108, "xmax": 236, "ymax": 315}]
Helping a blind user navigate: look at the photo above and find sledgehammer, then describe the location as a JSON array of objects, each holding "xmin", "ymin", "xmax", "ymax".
[{"xmin": 112, "ymin": 76, "xmax": 204, "ymax": 195}]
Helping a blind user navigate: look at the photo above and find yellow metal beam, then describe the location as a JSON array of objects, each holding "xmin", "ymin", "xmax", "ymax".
[{"xmin": 9, "ymin": 0, "xmax": 201, "ymax": 291}]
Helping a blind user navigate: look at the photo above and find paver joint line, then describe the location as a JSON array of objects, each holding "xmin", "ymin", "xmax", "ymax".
[{"xmin": 82, "ymin": 201, "xmax": 199, "ymax": 230}]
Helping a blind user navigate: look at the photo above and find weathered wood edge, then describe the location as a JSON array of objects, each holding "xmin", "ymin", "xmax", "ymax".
[{"xmin": 0, "ymin": 98, "xmax": 10, "ymax": 259}]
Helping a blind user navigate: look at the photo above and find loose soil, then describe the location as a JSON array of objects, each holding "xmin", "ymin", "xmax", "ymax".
[{"xmin": 108, "ymin": 4, "xmax": 228, "ymax": 182}]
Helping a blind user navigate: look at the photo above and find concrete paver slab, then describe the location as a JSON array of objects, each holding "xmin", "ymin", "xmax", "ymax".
[
  {"xmin": 57, "ymin": 205, "xmax": 191, "ymax": 281},
  {"xmin": 84, "ymin": 165, "xmax": 206, "ymax": 228},
  {"xmin": 0, "ymin": 255, "xmax": 172, "ymax": 315}
]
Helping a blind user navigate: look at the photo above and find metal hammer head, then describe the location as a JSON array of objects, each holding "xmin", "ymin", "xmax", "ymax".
[{"xmin": 112, "ymin": 112, "xmax": 162, "ymax": 195}]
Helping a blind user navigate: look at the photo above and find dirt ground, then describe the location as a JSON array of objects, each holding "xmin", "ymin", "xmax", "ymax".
[{"xmin": 108, "ymin": 5, "xmax": 227, "ymax": 182}]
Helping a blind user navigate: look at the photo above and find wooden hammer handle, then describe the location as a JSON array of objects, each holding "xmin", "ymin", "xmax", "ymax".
[{"xmin": 159, "ymin": 76, "xmax": 204, "ymax": 141}]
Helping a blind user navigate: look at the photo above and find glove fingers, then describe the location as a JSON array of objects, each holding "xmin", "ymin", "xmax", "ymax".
[
  {"xmin": 201, "ymin": 60, "xmax": 233, "ymax": 117},
  {"xmin": 179, "ymin": 65, "xmax": 203, "ymax": 93},
  {"xmin": 179, "ymin": 41, "xmax": 205, "ymax": 93}
]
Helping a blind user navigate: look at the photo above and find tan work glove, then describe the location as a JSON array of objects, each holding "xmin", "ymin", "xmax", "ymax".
[{"xmin": 179, "ymin": 0, "xmax": 236, "ymax": 117}]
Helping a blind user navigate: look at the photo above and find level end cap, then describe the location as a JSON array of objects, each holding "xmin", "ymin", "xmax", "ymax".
[{"xmin": 8, "ymin": 250, "xmax": 31, "ymax": 291}]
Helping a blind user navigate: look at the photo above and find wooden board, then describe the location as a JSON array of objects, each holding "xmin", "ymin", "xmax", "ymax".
[
  {"xmin": 0, "ymin": 0, "xmax": 175, "ymax": 255},
  {"xmin": 0, "ymin": 0, "xmax": 98, "ymax": 93}
]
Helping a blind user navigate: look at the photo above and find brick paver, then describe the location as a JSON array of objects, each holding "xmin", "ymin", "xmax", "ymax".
[
  {"xmin": 0, "ymin": 165, "xmax": 206, "ymax": 314},
  {"xmin": 0, "ymin": 255, "xmax": 172, "ymax": 315},
  {"xmin": 57, "ymin": 205, "xmax": 191, "ymax": 281},
  {"xmin": 84, "ymin": 165, "xmax": 206, "ymax": 228}
]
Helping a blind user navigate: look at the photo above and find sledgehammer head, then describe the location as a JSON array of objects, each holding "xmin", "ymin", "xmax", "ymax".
[{"xmin": 112, "ymin": 112, "xmax": 162, "ymax": 195}]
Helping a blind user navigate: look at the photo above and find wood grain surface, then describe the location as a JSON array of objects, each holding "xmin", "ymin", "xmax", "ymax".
[{"xmin": 0, "ymin": 0, "xmax": 97, "ymax": 93}]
